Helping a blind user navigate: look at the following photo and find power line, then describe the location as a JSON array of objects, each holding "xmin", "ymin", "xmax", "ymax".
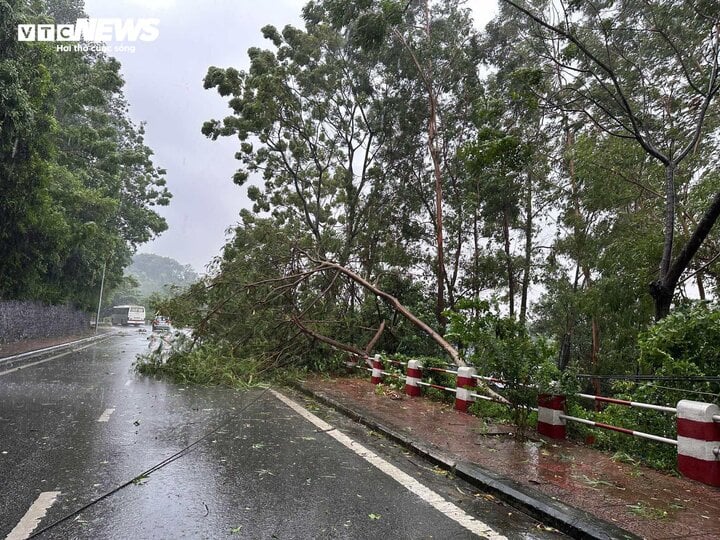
[
  {"xmin": 29, "ymin": 387, "xmax": 270, "ymax": 538},
  {"xmin": 577, "ymin": 374, "xmax": 720, "ymax": 383}
]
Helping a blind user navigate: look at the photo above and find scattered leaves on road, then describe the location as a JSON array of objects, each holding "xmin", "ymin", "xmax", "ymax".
[
  {"xmin": 368, "ymin": 513, "xmax": 381, "ymax": 520},
  {"xmin": 626, "ymin": 502, "xmax": 668, "ymax": 519},
  {"xmin": 132, "ymin": 474, "xmax": 149, "ymax": 486}
]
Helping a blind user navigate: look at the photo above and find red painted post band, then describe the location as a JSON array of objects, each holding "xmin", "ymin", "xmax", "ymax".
[
  {"xmin": 537, "ymin": 394, "xmax": 566, "ymax": 439},
  {"xmin": 454, "ymin": 366, "xmax": 477, "ymax": 413},
  {"xmin": 405, "ymin": 360, "xmax": 423, "ymax": 397},
  {"xmin": 676, "ymin": 400, "xmax": 720, "ymax": 487}
]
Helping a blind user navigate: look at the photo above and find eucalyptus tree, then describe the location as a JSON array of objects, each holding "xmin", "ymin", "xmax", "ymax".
[
  {"xmin": 455, "ymin": 0, "xmax": 558, "ymax": 326},
  {"xmin": 310, "ymin": 0, "xmax": 484, "ymax": 329},
  {"xmin": 501, "ymin": 0, "xmax": 720, "ymax": 319},
  {"xmin": 203, "ymin": 18, "xmax": 394, "ymax": 269}
]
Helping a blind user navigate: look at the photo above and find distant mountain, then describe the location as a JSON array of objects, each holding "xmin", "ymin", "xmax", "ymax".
[{"xmin": 126, "ymin": 253, "xmax": 199, "ymax": 298}]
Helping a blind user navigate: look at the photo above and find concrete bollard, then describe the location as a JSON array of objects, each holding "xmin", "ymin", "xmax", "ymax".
[
  {"xmin": 370, "ymin": 354, "xmax": 383, "ymax": 385},
  {"xmin": 537, "ymin": 394, "xmax": 566, "ymax": 439},
  {"xmin": 405, "ymin": 359, "xmax": 423, "ymax": 397},
  {"xmin": 454, "ymin": 366, "xmax": 477, "ymax": 413},
  {"xmin": 677, "ymin": 400, "xmax": 720, "ymax": 487}
]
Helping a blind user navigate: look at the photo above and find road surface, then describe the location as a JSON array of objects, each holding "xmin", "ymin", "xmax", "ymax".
[{"xmin": 0, "ymin": 331, "xmax": 566, "ymax": 539}]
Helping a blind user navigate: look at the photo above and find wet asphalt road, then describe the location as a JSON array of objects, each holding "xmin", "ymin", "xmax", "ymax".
[{"xmin": 0, "ymin": 331, "xmax": 566, "ymax": 539}]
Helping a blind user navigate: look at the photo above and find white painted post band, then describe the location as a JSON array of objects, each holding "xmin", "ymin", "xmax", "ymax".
[
  {"xmin": 677, "ymin": 400, "xmax": 720, "ymax": 487},
  {"xmin": 370, "ymin": 354, "xmax": 383, "ymax": 385},
  {"xmin": 405, "ymin": 359, "xmax": 423, "ymax": 397},
  {"xmin": 537, "ymin": 394, "xmax": 566, "ymax": 439},
  {"xmin": 454, "ymin": 366, "xmax": 477, "ymax": 413}
]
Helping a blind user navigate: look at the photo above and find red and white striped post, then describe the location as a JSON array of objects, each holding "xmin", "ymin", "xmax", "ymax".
[
  {"xmin": 405, "ymin": 359, "xmax": 423, "ymax": 397},
  {"xmin": 676, "ymin": 400, "xmax": 720, "ymax": 487},
  {"xmin": 370, "ymin": 354, "xmax": 383, "ymax": 385},
  {"xmin": 537, "ymin": 394, "xmax": 566, "ymax": 439},
  {"xmin": 454, "ymin": 366, "xmax": 477, "ymax": 413}
]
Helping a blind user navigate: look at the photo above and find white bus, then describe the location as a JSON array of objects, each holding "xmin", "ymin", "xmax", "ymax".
[{"xmin": 112, "ymin": 305, "xmax": 146, "ymax": 326}]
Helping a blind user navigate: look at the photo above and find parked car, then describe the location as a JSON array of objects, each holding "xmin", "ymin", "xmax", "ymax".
[{"xmin": 152, "ymin": 316, "xmax": 172, "ymax": 332}]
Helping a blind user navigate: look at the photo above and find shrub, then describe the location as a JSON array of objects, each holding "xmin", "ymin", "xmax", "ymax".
[{"xmin": 446, "ymin": 300, "xmax": 562, "ymax": 436}]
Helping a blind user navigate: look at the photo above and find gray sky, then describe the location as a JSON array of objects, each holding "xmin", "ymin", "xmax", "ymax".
[{"xmin": 84, "ymin": 0, "xmax": 498, "ymax": 273}]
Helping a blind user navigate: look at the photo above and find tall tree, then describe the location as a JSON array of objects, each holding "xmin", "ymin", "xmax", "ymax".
[
  {"xmin": 501, "ymin": 0, "xmax": 720, "ymax": 319},
  {"xmin": 0, "ymin": 0, "xmax": 171, "ymax": 308},
  {"xmin": 317, "ymin": 0, "xmax": 483, "ymax": 329}
]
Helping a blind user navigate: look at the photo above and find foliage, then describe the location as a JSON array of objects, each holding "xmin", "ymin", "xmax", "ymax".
[
  {"xmin": 0, "ymin": 0, "xmax": 170, "ymax": 310},
  {"xmin": 446, "ymin": 300, "xmax": 561, "ymax": 435},
  {"xmin": 638, "ymin": 301, "xmax": 720, "ymax": 377},
  {"xmin": 136, "ymin": 339, "xmax": 266, "ymax": 388},
  {"xmin": 565, "ymin": 302, "xmax": 720, "ymax": 471},
  {"xmin": 135, "ymin": 332, "xmax": 311, "ymax": 388}
]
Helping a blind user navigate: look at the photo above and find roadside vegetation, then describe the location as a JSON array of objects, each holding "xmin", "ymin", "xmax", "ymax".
[{"xmin": 1, "ymin": 0, "xmax": 170, "ymax": 310}]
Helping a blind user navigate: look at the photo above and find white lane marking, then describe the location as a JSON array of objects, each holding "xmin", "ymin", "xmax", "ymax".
[
  {"xmin": 270, "ymin": 390, "xmax": 507, "ymax": 539},
  {"xmin": 97, "ymin": 408, "xmax": 116, "ymax": 422},
  {"xmin": 0, "ymin": 342, "xmax": 99, "ymax": 378},
  {"xmin": 6, "ymin": 491, "xmax": 61, "ymax": 540}
]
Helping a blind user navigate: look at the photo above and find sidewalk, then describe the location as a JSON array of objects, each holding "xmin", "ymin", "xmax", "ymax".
[{"xmin": 299, "ymin": 376, "xmax": 720, "ymax": 540}]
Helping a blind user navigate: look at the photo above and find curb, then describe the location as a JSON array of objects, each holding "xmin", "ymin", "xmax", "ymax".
[{"xmin": 293, "ymin": 382, "xmax": 640, "ymax": 540}]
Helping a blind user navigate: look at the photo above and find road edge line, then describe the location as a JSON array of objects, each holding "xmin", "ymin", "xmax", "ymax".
[
  {"xmin": 270, "ymin": 388, "xmax": 507, "ymax": 539},
  {"xmin": 291, "ymin": 382, "xmax": 640, "ymax": 540}
]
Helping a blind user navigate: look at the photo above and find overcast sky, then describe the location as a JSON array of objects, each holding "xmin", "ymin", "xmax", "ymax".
[{"xmin": 84, "ymin": 0, "xmax": 499, "ymax": 273}]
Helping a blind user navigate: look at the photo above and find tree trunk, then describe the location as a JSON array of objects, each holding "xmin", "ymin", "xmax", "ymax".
[
  {"xmin": 502, "ymin": 207, "xmax": 515, "ymax": 317},
  {"xmin": 697, "ymin": 272, "xmax": 706, "ymax": 300},
  {"xmin": 520, "ymin": 173, "xmax": 532, "ymax": 323},
  {"xmin": 651, "ymin": 172, "xmax": 720, "ymax": 320}
]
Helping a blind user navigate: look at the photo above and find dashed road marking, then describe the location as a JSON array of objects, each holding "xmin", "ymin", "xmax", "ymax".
[
  {"xmin": 270, "ymin": 389, "xmax": 507, "ymax": 539},
  {"xmin": 97, "ymin": 408, "xmax": 115, "ymax": 422},
  {"xmin": 6, "ymin": 491, "xmax": 61, "ymax": 540}
]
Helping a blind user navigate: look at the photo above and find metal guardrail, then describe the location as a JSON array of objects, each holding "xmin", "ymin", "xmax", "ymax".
[
  {"xmin": 576, "ymin": 393, "xmax": 677, "ymax": 414},
  {"xmin": 417, "ymin": 380, "xmax": 456, "ymax": 393},
  {"xmin": 350, "ymin": 353, "xmax": 702, "ymax": 447},
  {"xmin": 559, "ymin": 414, "xmax": 678, "ymax": 446}
]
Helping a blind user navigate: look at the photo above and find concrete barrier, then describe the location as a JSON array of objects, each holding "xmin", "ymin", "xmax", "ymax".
[
  {"xmin": 454, "ymin": 366, "xmax": 477, "ymax": 413},
  {"xmin": 405, "ymin": 359, "xmax": 423, "ymax": 397},
  {"xmin": 677, "ymin": 400, "xmax": 720, "ymax": 487}
]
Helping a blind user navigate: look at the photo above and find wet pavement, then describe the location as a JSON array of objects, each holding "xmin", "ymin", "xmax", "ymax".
[
  {"xmin": 0, "ymin": 332, "xmax": 568, "ymax": 539},
  {"xmin": 300, "ymin": 376, "xmax": 720, "ymax": 540}
]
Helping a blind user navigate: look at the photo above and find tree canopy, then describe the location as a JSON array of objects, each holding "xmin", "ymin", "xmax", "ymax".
[{"xmin": 0, "ymin": 0, "xmax": 171, "ymax": 310}]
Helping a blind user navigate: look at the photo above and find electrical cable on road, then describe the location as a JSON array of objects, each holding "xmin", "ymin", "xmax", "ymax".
[{"xmin": 29, "ymin": 387, "xmax": 271, "ymax": 538}]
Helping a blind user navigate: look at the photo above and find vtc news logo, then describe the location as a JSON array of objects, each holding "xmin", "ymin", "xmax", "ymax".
[{"xmin": 18, "ymin": 18, "xmax": 160, "ymax": 42}]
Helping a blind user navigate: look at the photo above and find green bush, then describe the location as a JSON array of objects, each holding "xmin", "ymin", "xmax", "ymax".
[
  {"xmin": 567, "ymin": 302, "xmax": 720, "ymax": 471},
  {"xmin": 445, "ymin": 300, "xmax": 562, "ymax": 436}
]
